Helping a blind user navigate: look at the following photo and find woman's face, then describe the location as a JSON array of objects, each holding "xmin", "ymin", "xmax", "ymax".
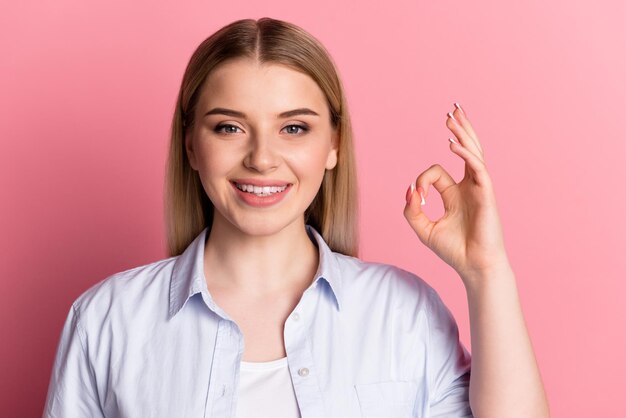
[{"xmin": 186, "ymin": 57, "xmax": 338, "ymax": 236}]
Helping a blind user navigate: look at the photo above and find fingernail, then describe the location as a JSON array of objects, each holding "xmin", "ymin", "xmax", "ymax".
[
  {"xmin": 405, "ymin": 182, "xmax": 415, "ymax": 204},
  {"xmin": 418, "ymin": 186, "xmax": 426, "ymax": 205},
  {"xmin": 447, "ymin": 112, "xmax": 457, "ymax": 122},
  {"xmin": 448, "ymin": 137, "xmax": 458, "ymax": 144},
  {"xmin": 454, "ymin": 102, "xmax": 466, "ymax": 115}
]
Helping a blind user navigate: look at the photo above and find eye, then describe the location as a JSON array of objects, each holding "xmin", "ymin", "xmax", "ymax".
[
  {"xmin": 214, "ymin": 124, "xmax": 242, "ymax": 135},
  {"xmin": 282, "ymin": 124, "xmax": 309, "ymax": 135},
  {"xmin": 213, "ymin": 123, "xmax": 310, "ymax": 136}
]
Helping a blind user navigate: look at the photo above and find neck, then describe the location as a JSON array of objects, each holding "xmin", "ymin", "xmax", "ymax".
[{"xmin": 203, "ymin": 215, "xmax": 319, "ymax": 296}]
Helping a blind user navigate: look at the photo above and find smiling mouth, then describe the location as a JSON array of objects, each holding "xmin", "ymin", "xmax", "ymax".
[{"xmin": 232, "ymin": 181, "xmax": 291, "ymax": 197}]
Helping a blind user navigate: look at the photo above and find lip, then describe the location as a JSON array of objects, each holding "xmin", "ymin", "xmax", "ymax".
[
  {"xmin": 231, "ymin": 181, "xmax": 292, "ymax": 208},
  {"xmin": 231, "ymin": 178, "xmax": 292, "ymax": 187}
]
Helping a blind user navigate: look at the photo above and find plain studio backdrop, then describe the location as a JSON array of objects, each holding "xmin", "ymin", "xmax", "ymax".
[{"xmin": 1, "ymin": 0, "xmax": 625, "ymax": 416}]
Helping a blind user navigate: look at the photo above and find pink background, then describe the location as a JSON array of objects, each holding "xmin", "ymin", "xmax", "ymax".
[{"xmin": 2, "ymin": 0, "xmax": 625, "ymax": 416}]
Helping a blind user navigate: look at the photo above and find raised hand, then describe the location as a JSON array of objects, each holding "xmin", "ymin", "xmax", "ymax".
[{"xmin": 403, "ymin": 103, "xmax": 511, "ymax": 286}]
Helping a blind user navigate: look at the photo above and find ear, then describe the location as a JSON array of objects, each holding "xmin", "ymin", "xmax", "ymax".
[
  {"xmin": 325, "ymin": 131, "xmax": 339, "ymax": 170},
  {"xmin": 185, "ymin": 131, "xmax": 198, "ymax": 171}
]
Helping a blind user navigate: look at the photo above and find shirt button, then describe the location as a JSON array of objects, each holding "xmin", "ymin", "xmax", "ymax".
[
  {"xmin": 298, "ymin": 367, "xmax": 309, "ymax": 377},
  {"xmin": 293, "ymin": 312, "xmax": 300, "ymax": 321}
]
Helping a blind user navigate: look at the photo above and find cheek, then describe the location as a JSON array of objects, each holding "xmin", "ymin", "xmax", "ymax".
[
  {"xmin": 192, "ymin": 146, "xmax": 237, "ymax": 205},
  {"xmin": 196, "ymin": 143, "xmax": 239, "ymax": 177},
  {"xmin": 289, "ymin": 146, "xmax": 331, "ymax": 182}
]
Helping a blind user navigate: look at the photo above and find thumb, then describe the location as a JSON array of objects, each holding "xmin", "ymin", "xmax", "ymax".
[{"xmin": 403, "ymin": 183, "xmax": 433, "ymax": 245}]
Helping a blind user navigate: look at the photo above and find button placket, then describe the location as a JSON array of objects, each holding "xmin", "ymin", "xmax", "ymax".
[
  {"xmin": 291, "ymin": 313, "xmax": 308, "ymax": 376},
  {"xmin": 283, "ymin": 297, "xmax": 326, "ymax": 416},
  {"xmin": 207, "ymin": 319, "xmax": 240, "ymax": 417}
]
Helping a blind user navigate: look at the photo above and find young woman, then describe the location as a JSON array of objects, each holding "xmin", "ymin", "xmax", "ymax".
[{"xmin": 44, "ymin": 18, "xmax": 549, "ymax": 417}]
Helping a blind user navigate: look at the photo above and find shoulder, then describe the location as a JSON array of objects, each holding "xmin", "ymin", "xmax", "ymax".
[
  {"xmin": 333, "ymin": 252, "xmax": 439, "ymax": 313},
  {"xmin": 330, "ymin": 253, "xmax": 463, "ymax": 352},
  {"xmin": 70, "ymin": 256, "xmax": 178, "ymax": 325}
]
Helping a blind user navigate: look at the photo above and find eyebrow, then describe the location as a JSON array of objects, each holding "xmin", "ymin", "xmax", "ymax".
[{"xmin": 204, "ymin": 107, "xmax": 320, "ymax": 119}]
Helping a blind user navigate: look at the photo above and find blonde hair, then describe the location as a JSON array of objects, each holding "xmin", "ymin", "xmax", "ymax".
[{"xmin": 164, "ymin": 17, "xmax": 359, "ymax": 258}]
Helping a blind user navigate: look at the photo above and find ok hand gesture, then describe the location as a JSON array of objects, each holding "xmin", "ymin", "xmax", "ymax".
[{"xmin": 403, "ymin": 103, "xmax": 511, "ymax": 286}]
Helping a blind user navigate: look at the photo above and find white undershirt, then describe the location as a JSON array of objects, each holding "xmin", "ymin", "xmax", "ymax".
[{"xmin": 235, "ymin": 356, "xmax": 302, "ymax": 418}]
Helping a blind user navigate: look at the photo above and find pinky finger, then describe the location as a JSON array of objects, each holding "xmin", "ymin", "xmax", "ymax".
[{"xmin": 448, "ymin": 138, "xmax": 489, "ymax": 186}]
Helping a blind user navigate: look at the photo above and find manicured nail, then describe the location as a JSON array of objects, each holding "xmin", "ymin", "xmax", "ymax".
[
  {"xmin": 448, "ymin": 137, "xmax": 458, "ymax": 144},
  {"xmin": 454, "ymin": 102, "xmax": 466, "ymax": 115},
  {"xmin": 405, "ymin": 182, "xmax": 415, "ymax": 204},
  {"xmin": 447, "ymin": 112, "xmax": 457, "ymax": 122},
  {"xmin": 418, "ymin": 186, "xmax": 426, "ymax": 205}
]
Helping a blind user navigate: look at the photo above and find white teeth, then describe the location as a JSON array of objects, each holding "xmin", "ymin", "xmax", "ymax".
[{"xmin": 235, "ymin": 183, "xmax": 288, "ymax": 196}]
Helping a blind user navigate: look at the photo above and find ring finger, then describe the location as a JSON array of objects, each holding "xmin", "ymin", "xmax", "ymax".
[{"xmin": 446, "ymin": 112, "xmax": 484, "ymax": 163}]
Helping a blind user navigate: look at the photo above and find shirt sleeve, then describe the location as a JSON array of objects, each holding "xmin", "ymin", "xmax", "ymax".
[
  {"xmin": 43, "ymin": 303, "xmax": 104, "ymax": 418},
  {"xmin": 425, "ymin": 287, "xmax": 474, "ymax": 417}
]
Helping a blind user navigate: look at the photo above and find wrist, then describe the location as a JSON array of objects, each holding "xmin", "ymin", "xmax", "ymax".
[{"xmin": 459, "ymin": 259, "xmax": 515, "ymax": 293}]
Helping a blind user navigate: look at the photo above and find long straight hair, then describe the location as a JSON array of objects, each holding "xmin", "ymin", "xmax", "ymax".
[{"xmin": 164, "ymin": 18, "xmax": 359, "ymax": 258}]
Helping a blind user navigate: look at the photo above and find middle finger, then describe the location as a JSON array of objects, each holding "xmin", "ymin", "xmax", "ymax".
[
  {"xmin": 453, "ymin": 104, "xmax": 484, "ymax": 156},
  {"xmin": 446, "ymin": 113, "xmax": 484, "ymax": 163}
]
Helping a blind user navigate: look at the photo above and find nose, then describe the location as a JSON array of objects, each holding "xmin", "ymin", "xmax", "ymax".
[{"xmin": 243, "ymin": 132, "xmax": 280, "ymax": 173}]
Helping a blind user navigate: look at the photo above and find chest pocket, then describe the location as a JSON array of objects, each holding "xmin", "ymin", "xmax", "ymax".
[{"xmin": 354, "ymin": 381, "xmax": 418, "ymax": 418}]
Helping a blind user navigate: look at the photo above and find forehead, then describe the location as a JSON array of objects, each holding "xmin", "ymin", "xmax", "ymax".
[{"xmin": 197, "ymin": 58, "xmax": 328, "ymax": 114}]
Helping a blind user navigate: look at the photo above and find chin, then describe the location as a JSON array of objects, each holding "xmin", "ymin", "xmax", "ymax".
[{"xmin": 226, "ymin": 213, "xmax": 302, "ymax": 237}]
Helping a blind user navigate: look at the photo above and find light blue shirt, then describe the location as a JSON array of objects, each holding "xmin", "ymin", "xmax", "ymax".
[{"xmin": 44, "ymin": 224, "xmax": 473, "ymax": 417}]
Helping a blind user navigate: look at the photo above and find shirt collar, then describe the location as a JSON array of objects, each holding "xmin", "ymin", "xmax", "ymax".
[
  {"xmin": 169, "ymin": 224, "xmax": 343, "ymax": 319},
  {"xmin": 305, "ymin": 224, "xmax": 343, "ymax": 311},
  {"xmin": 168, "ymin": 227, "xmax": 209, "ymax": 319}
]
